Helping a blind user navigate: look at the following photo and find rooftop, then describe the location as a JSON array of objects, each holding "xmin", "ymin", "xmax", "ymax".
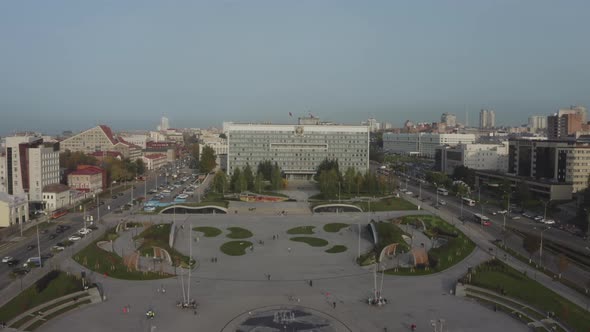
[{"xmin": 43, "ymin": 183, "xmax": 70, "ymax": 193}]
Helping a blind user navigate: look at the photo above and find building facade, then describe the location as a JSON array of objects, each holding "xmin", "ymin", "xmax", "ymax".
[
  {"xmin": 508, "ymin": 138, "xmax": 590, "ymax": 194},
  {"xmin": 42, "ymin": 184, "xmax": 70, "ymax": 212},
  {"xmin": 435, "ymin": 142, "xmax": 509, "ymax": 175},
  {"xmin": 528, "ymin": 115, "xmax": 547, "ymax": 132},
  {"xmin": 479, "ymin": 109, "xmax": 496, "ymax": 129},
  {"xmin": 2, "ymin": 136, "xmax": 60, "ymax": 203},
  {"xmin": 548, "ymin": 109, "xmax": 584, "ymax": 139},
  {"xmin": 226, "ymin": 122, "xmax": 369, "ymax": 179},
  {"xmin": 142, "ymin": 153, "xmax": 168, "ymax": 170},
  {"xmin": 60, "ymin": 125, "xmax": 118, "ymax": 154},
  {"xmin": 383, "ymin": 133, "xmax": 476, "ymax": 158},
  {"xmin": 0, "ymin": 192, "xmax": 29, "ymax": 228},
  {"xmin": 67, "ymin": 165, "xmax": 105, "ymax": 193}
]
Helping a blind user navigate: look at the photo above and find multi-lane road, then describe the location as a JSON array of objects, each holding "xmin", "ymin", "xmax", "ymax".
[{"xmin": 0, "ymin": 171, "xmax": 168, "ymax": 290}]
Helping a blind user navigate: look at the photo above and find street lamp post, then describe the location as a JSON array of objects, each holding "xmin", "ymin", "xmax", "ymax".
[
  {"xmin": 543, "ymin": 200, "xmax": 550, "ymax": 222},
  {"xmin": 434, "ymin": 183, "xmax": 439, "ymax": 208},
  {"xmin": 539, "ymin": 227, "xmax": 550, "ymax": 269},
  {"xmin": 419, "ymin": 182, "xmax": 422, "ymax": 200}
]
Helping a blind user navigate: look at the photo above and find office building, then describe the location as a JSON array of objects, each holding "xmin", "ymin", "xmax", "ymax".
[
  {"xmin": 2, "ymin": 136, "xmax": 60, "ymax": 203},
  {"xmin": 507, "ymin": 138, "xmax": 590, "ymax": 195},
  {"xmin": 60, "ymin": 125, "xmax": 141, "ymax": 160},
  {"xmin": 528, "ymin": 116, "xmax": 547, "ymax": 132},
  {"xmin": 435, "ymin": 142, "xmax": 509, "ymax": 175},
  {"xmin": 479, "ymin": 109, "xmax": 495, "ymax": 129},
  {"xmin": 441, "ymin": 113, "xmax": 457, "ymax": 128},
  {"xmin": 383, "ymin": 133, "xmax": 476, "ymax": 158},
  {"xmin": 226, "ymin": 119, "xmax": 369, "ymax": 179},
  {"xmin": 160, "ymin": 116, "xmax": 170, "ymax": 131}
]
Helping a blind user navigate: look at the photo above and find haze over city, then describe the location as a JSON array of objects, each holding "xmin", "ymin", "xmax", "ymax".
[{"xmin": 1, "ymin": 0, "xmax": 590, "ymax": 136}]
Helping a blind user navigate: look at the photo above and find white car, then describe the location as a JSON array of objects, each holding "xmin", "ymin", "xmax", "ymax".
[
  {"xmin": 78, "ymin": 228, "xmax": 92, "ymax": 235},
  {"xmin": 68, "ymin": 235, "xmax": 82, "ymax": 241},
  {"xmin": 438, "ymin": 200, "xmax": 446, "ymax": 206},
  {"xmin": 542, "ymin": 219, "xmax": 556, "ymax": 225},
  {"xmin": 534, "ymin": 216, "xmax": 544, "ymax": 221},
  {"xmin": 497, "ymin": 210, "xmax": 508, "ymax": 215},
  {"xmin": 2, "ymin": 256, "xmax": 14, "ymax": 263},
  {"xmin": 405, "ymin": 191, "xmax": 413, "ymax": 195},
  {"xmin": 144, "ymin": 206, "xmax": 156, "ymax": 212},
  {"xmin": 51, "ymin": 245, "xmax": 65, "ymax": 251},
  {"xmin": 511, "ymin": 215, "xmax": 521, "ymax": 220}
]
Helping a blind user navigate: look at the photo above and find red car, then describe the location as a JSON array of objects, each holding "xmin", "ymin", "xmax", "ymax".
[{"xmin": 482, "ymin": 221, "xmax": 492, "ymax": 226}]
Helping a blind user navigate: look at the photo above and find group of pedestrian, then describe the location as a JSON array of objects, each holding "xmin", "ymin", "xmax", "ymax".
[
  {"xmin": 265, "ymin": 273, "xmax": 272, "ymax": 280},
  {"xmin": 272, "ymin": 234, "xmax": 280, "ymax": 240},
  {"xmin": 210, "ymin": 257, "xmax": 218, "ymax": 263},
  {"xmin": 307, "ymin": 279, "xmax": 313, "ymax": 287},
  {"xmin": 122, "ymin": 304, "xmax": 131, "ymax": 314},
  {"xmin": 257, "ymin": 239, "xmax": 265, "ymax": 245},
  {"xmin": 157, "ymin": 285, "xmax": 166, "ymax": 293}
]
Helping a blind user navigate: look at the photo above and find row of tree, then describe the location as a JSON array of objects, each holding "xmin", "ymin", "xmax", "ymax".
[
  {"xmin": 212, "ymin": 161, "xmax": 284, "ymax": 193},
  {"xmin": 316, "ymin": 159, "xmax": 397, "ymax": 198}
]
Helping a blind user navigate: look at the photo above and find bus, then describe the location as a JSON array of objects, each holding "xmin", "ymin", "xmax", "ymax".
[
  {"xmin": 473, "ymin": 213, "xmax": 491, "ymax": 226},
  {"xmin": 437, "ymin": 188, "xmax": 449, "ymax": 196},
  {"xmin": 462, "ymin": 197, "xmax": 476, "ymax": 206},
  {"xmin": 51, "ymin": 209, "xmax": 68, "ymax": 220}
]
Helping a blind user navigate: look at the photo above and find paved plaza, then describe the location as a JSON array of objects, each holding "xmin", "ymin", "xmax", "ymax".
[{"xmin": 35, "ymin": 210, "xmax": 529, "ymax": 332}]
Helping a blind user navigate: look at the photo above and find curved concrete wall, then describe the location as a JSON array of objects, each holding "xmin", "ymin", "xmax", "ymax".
[
  {"xmin": 312, "ymin": 204, "xmax": 363, "ymax": 213},
  {"xmin": 159, "ymin": 205, "xmax": 228, "ymax": 214}
]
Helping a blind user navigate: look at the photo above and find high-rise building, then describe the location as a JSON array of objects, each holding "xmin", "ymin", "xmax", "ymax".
[
  {"xmin": 435, "ymin": 142, "xmax": 509, "ymax": 174},
  {"xmin": 226, "ymin": 120, "xmax": 369, "ymax": 180},
  {"xmin": 161, "ymin": 116, "xmax": 170, "ymax": 131},
  {"xmin": 547, "ymin": 109, "xmax": 584, "ymax": 139},
  {"xmin": 441, "ymin": 113, "xmax": 457, "ymax": 127},
  {"xmin": 2, "ymin": 135, "xmax": 60, "ymax": 203},
  {"xmin": 361, "ymin": 118, "xmax": 381, "ymax": 132},
  {"xmin": 479, "ymin": 109, "xmax": 495, "ymax": 129},
  {"xmin": 559, "ymin": 105, "xmax": 587, "ymax": 124},
  {"xmin": 528, "ymin": 116, "xmax": 547, "ymax": 132}
]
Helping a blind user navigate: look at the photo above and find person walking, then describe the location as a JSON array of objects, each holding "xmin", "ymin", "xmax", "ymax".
[{"xmin": 332, "ymin": 301, "xmax": 336, "ymax": 309}]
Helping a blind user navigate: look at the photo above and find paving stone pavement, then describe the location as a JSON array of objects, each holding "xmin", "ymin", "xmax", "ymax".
[{"xmin": 38, "ymin": 211, "xmax": 528, "ymax": 332}]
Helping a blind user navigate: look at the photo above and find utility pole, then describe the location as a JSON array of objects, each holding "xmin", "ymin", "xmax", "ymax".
[{"xmin": 36, "ymin": 224, "xmax": 42, "ymax": 267}]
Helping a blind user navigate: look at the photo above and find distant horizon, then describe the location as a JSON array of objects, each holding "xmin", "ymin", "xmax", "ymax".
[{"xmin": 1, "ymin": 1, "xmax": 588, "ymax": 136}]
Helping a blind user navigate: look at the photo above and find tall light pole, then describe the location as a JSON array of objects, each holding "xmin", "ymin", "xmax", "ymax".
[
  {"xmin": 434, "ymin": 183, "xmax": 439, "ymax": 208},
  {"xmin": 36, "ymin": 224, "xmax": 42, "ymax": 267},
  {"xmin": 419, "ymin": 182, "xmax": 422, "ymax": 200},
  {"xmin": 543, "ymin": 200, "xmax": 550, "ymax": 221}
]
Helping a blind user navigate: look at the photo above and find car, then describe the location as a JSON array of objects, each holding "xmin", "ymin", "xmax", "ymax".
[
  {"xmin": 55, "ymin": 228, "xmax": 63, "ymax": 233},
  {"xmin": 78, "ymin": 228, "xmax": 92, "ymax": 235},
  {"xmin": 51, "ymin": 245, "xmax": 65, "ymax": 251},
  {"xmin": 534, "ymin": 215, "xmax": 544, "ymax": 221},
  {"xmin": 7, "ymin": 259, "xmax": 19, "ymax": 267},
  {"xmin": 511, "ymin": 215, "xmax": 521, "ymax": 220},
  {"xmin": 542, "ymin": 219, "xmax": 556, "ymax": 225},
  {"xmin": 68, "ymin": 235, "xmax": 82, "ymax": 241},
  {"xmin": 26, "ymin": 245, "xmax": 36, "ymax": 251},
  {"xmin": 11, "ymin": 267, "xmax": 30, "ymax": 276},
  {"xmin": 522, "ymin": 213, "xmax": 534, "ymax": 219},
  {"xmin": 438, "ymin": 200, "xmax": 446, "ymax": 206},
  {"xmin": 2, "ymin": 256, "xmax": 14, "ymax": 263},
  {"xmin": 112, "ymin": 195, "xmax": 118, "ymax": 199},
  {"xmin": 482, "ymin": 221, "xmax": 492, "ymax": 226},
  {"xmin": 405, "ymin": 191, "xmax": 413, "ymax": 195},
  {"xmin": 49, "ymin": 233, "xmax": 57, "ymax": 239},
  {"xmin": 497, "ymin": 210, "xmax": 508, "ymax": 215},
  {"xmin": 144, "ymin": 206, "xmax": 156, "ymax": 212}
]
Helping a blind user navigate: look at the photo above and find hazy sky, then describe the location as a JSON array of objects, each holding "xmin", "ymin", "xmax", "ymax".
[{"xmin": 1, "ymin": 1, "xmax": 589, "ymax": 136}]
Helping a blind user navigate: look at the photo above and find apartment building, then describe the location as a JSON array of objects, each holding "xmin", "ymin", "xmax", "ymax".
[
  {"xmin": 0, "ymin": 192, "xmax": 28, "ymax": 227},
  {"xmin": 383, "ymin": 133, "xmax": 476, "ymax": 158},
  {"xmin": 479, "ymin": 109, "xmax": 496, "ymax": 129}
]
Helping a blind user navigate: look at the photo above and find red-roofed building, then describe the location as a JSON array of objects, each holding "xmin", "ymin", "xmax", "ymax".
[
  {"xmin": 67, "ymin": 165, "xmax": 105, "ymax": 193},
  {"xmin": 115, "ymin": 137, "xmax": 142, "ymax": 161},
  {"xmin": 89, "ymin": 151, "xmax": 123, "ymax": 162},
  {"xmin": 142, "ymin": 153, "xmax": 167, "ymax": 170}
]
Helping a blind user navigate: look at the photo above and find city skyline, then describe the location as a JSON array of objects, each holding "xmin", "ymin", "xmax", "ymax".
[{"xmin": 1, "ymin": 1, "xmax": 589, "ymax": 135}]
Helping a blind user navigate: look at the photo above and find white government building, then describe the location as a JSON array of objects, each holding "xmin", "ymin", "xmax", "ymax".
[
  {"xmin": 225, "ymin": 118, "xmax": 369, "ymax": 180},
  {"xmin": 383, "ymin": 133, "xmax": 476, "ymax": 158}
]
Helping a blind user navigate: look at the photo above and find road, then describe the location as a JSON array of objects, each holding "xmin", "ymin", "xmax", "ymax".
[{"xmin": 0, "ymin": 171, "xmax": 168, "ymax": 291}]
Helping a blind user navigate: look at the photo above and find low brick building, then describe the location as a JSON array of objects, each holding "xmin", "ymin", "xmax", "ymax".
[{"xmin": 67, "ymin": 165, "xmax": 106, "ymax": 193}]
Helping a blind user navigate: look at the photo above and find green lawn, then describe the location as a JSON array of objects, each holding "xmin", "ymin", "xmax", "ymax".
[
  {"xmin": 290, "ymin": 237, "xmax": 329, "ymax": 247},
  {"xmin": 136, "ymin": 224, "xmax": 194, "ymax": 267},
  {"xmin": 385, "ymin": 215, "xmax": 475, "ymax": 275},
  {"xmin": 323, "ymin": 223, "xmax": 350, "ymax": 233},
  {"xmin": 193, "ymin": 226, "xmax": 222, "ymax": 238},
  {"xmin": 373, "ymin": 221, "xmax": 411, "ymax": 254},
  {"xmin": 287, "ymin": 226, "xmax": 316, "ymax": 235},
  {"xmin": 0, "ymin": 271, "xmax": 83, "ymax": 323},
  {"xmin": 220, "ymin": 241, "xmax": 253, "ymax": 256},
  {"xmin": 469, "ymin": 260, "xmax": 590, "ymax": 332},
  {"xmin": 325, "ymin": 245, "xmax": 347, "ymax": 253},
  {"xmin": 74, "ymin": 228, "xmax": 170, "ymax": 280},
  {"xmin": 226, "ymin": 227, "xmax": 253, "ymax": 239},
  {"xmin": 356, "ymin": 197, "xmax": 417, "ymax": 211}
]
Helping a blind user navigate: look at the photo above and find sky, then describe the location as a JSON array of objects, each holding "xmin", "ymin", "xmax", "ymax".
[{"xmin": 0, "ymin": 0, "xmax": 589, "ymax": 136}]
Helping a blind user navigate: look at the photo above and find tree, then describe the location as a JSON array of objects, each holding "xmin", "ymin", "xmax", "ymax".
[
  {"xmin": 452, "ymin": 166, "xmax": 475, "ymax": 187},
  {"xmin": 199, "ymin": 146, "xmax": 216, "ymax": 173},
  {"xmin": 254, "ymin": 172, "xmax": 264, "ymax": 193},
  {"xmin": 523, "ymin": 235, "xmax": 540, "ymax": 263},
  {"xmin": 60, "ymin": 151, "xmax": 98, "ymax": 172},
  {"xmin": 219, "ymin": 133, "xmax": 227, "ymax": 139},
  {"xmin": 318, "ymin": 169, "xmax": 340, "ymax": 198},
  {"xmin": 355, "ymin": 171, "xmax": 363, "ymax": 196},
  {"xmin": 453, "ymin": 182, "xmax": 470, "ymax": 198},
  {"xmin": 230, "ymin": 168, "xmax": 242, "ymax": 193},
  {"xmin": 556, "ymin": 254, "xmax": 569, "ymax": 279},
  {"xmin": 135, "ymin": 159, "xmax": 146, "ymax": 175},
  {"xmin": 315, "ymin": 159, "xmax": 340, "ymax": 181},
  {"xmin": 343, "ymin": 167, "xmax": 356, "ymax": 194},
  {"xmin": 270, "ymin": 163, "xmax": 283, "ymax": 190},
  {"xmin": 257, "ymin": 160, "xmax": 273, "ymax": 181},
  {"xmin": 188, "ymin": 143, "xmax": 200, "ymax": 169},
  {"xmin": 213, "ymin": 171, "xmax": 228, "ymax": 193},
  {"xmin": 243, "ymin": 164, "xmax": 254, "ymax": 191},
  {"xmin": 426, "ymin": 171, "xmax": 451, "ymax": 189}
]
